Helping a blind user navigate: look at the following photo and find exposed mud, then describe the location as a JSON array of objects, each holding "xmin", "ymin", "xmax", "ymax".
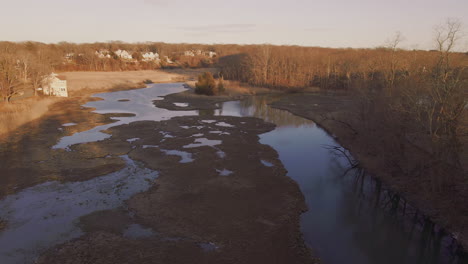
[
  {"xmin": 37, "ymin": 116, "xmax": 315, "ymax": 264},
  {"xmin": 0, "ymin": 97, "xmax": 137, "ymax": 199},
  {"xmin": 0, "ymin": 218, "xmax": 6, "ymax": 232},
  {"xmin": 78, "ymin": 209, "xmax": 133, "ymax": 235},
  {"xmin": 153, "ymin": 88, "xmax": 244, "ymax": 111}
]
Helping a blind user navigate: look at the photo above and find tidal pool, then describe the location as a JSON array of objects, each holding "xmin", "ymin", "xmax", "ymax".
[
  {"xmin": 53, "ymin": 83, "xmax": 197, "ymax": 149},
  {"xmin": 0, "ymin": 156, "xmax": 158, "ymax": 264}
]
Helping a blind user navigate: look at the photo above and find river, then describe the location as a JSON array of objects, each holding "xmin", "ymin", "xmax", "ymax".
[{"xmin": 212, "ymin": 97, "xmax": 467, "ymax": 264}]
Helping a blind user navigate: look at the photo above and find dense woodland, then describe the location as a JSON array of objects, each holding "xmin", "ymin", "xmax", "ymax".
[{"xmin": 0, "ymin": 20, "xmax": 466, "ymax": 193}]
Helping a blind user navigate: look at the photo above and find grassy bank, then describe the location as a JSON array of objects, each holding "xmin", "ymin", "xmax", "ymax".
[{"xmin": 0, "ymin": 97, "xmax": 59, "ymax": 137}]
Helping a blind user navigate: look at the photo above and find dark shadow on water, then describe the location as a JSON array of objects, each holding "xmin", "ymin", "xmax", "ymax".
[{"xmin": 226, "ymin": 96, "xmax": 468, "ymax": 264}]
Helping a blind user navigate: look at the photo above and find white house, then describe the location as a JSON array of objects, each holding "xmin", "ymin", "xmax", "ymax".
[
  {"xmin": 42, "ymin": 73, "xmax": 68, "ymax": 97},
  {"xmin": 142, "ymin": 52, "xmax": 160, "ymax": 62},
  {"xmin": 208, "ymin": 51, "xmax": 217, "ymax": 58},
  {"xmin": 114, "ymin": 50, "xmax": 133, "ymax": 60},
  {"xmin": 163, "ymin": 56, "xmax": 174, "ymax": 64},
  {"xmin": 64, "ymin": 53, "xmax": 75, "ymax": 62},
  {"xmin": 184, "ymin": 51, "xmax": 195, "ymax": 57},
  {"xmin": 95, "ymin": 50, "xmax": 111, "ymax": 59},
  {"xmin": 184, "ymin": 50, "xmax": 216, "ymax": 58}
]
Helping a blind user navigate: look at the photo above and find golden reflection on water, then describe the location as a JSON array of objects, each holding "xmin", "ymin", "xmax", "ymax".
[{"xmin": 206, "ymin": 95, "xmax": 314, "ymax": 128}]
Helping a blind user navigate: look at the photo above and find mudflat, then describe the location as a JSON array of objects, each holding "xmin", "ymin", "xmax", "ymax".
[
  {"xmin": 36, "ymin": 116, "xmax": 314, "ymax": 264},
  {"xmin": 0, "ymin": 80, "xmax": 317, "ymax": 263}
]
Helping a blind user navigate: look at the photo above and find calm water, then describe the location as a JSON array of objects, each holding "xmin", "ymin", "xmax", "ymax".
[
  {"xmin": 0, "ymin": 83, "xmax": 466, "ymax": 264},
  {"xmin": 210, "ymin": 96, "xmax": 467, "ymax": 264}
]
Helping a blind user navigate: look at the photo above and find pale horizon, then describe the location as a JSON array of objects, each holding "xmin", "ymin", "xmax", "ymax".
[{"xmin": 1, "ymin": 0, "xmax": 468, "ymax": 50}]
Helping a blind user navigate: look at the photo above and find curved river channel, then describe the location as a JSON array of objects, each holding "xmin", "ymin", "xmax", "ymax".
[{"xmin": 0, "ymin": 83, "xmax": 466, "ymax": 264}]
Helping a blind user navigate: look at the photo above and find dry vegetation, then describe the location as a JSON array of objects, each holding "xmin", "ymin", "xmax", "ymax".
[
  {"xmin": 62, "ymin": 71, "xmax": 181, "ymax": 95},
  {"xmin": 0, "ymin": 64, "xmax": 225, "ymax": 138},
  {"xmin": 0, "ymin": 19, "xmax": 466, "ymax": 230},
  {"xmin": 218, "ymin": 21, "xmax": 468, "ymax": 189},
  {"xmin": 0, "ymin": 97, "xmax": 59, "ymax": 136},
  {"xmin": 186, "ymin": 79, "xmax": 273, "ymax": 95}
]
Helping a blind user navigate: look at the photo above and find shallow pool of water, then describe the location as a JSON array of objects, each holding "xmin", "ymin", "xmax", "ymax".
[
  {"xmin": 0, "ymin": 156, "xmax": 158, "ymax": 264},
  {"xmin": 53, "ymin": 83, "xmax": 197, "ymax": 149}
]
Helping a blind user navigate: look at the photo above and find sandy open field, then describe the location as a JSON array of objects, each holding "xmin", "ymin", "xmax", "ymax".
[
  {"xmin": 62, "ymin": 68, "xmax": 220, "ymax": 94},
  {"xmin": 62, "ymin": 70, "xmax": 183, "ymax": 95}
]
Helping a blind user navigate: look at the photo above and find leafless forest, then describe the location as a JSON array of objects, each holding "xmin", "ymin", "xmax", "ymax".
[{"xmin": 0, "ymin": 20, "xmax": 467, "ymax": 195}]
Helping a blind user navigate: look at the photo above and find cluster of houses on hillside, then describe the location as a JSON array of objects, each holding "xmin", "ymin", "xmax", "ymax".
[
  {"xmin": 41, "ymin": 49, "xmax": 218, "ymax": 98},
  {"xmin": 141, "ymin": 52, "xmax": 160, "ymax": 62},
  {"xmin": 183, "ymin": 50, "xmax": 217, "ymax": 58},
  {"xmin": 95, "ymin": 50, "xmax": 111, "ymax": 59},
  {"xmin": 64, "ymin": 49, "xmax": 217, "ymax": 63},
  {"xmin": 93, "ymin": 49, "xmax": 162, "ymax": 62},
  {"xmin": 114, "ymin": 50, "xmax": 134, "ymax": 60}
]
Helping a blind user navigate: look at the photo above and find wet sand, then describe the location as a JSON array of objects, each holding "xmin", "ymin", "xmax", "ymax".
[{"xmin": 153, "ymin": 89, "xmax": 244, "ymax": 111}]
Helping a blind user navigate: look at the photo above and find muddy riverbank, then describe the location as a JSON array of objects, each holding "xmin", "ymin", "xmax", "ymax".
[{"xmin": 153, "ymin": 88, "xmax": 244, "ymax": 111}]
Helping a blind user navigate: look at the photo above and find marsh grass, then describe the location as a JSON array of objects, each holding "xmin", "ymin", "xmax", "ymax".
[{"xmin": 0, "ymin": 97, "xmax": 59, "ymax": 137}]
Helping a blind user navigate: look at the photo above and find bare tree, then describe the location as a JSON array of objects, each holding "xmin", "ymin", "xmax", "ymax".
[
  {"xmin": 0, "ymin": 54, "xmax": 22, "ymax": 103},
  {"xmin": 385, "ymin": 31, "xmax": 405, "ymax": 91},
  {"xmin": 429, "ymin": 19, "xmax": 465, "ymax": 139},
  {"xmin": 29, "ymin": 60, "xmax": 51, "ymax": 96}
]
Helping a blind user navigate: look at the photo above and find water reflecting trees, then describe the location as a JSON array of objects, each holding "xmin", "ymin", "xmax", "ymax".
[{"xmin": 327, "ymin": 147, "xmax": 467, "ymax": 264}]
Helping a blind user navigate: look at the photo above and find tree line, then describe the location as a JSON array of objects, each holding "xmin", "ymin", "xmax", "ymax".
[
  {"xmin": 216, "ymin": 19, "xmax": 468, "ymax": 191},
  {"xmin": 0, "ymin": 21, "xmax": 466, "ymax": 184},
  {"xmin": 0, "ymin": 41, "xmax": 225, "ymax": 101}
]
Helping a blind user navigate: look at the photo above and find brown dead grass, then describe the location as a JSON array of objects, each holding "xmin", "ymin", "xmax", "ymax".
[
  {"xmin": 160, "ymin": 68, "xmax": 219, "ymax": 81},
  {"xmin": 61, "ymin": 70, "xmax": 184, "ymax": 95},
  {"xmin": 0, "ymin": 97, "xmax": 59, "ymax": 137},
  {"xmin": 185, "ymin": 80, "xmax": 274, "ymax": 96}
]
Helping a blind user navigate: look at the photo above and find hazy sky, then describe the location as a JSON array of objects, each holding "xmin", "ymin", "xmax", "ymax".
[{"xmin": 1, "ymin": 0, "xmax": 467, "ymax": 49}]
